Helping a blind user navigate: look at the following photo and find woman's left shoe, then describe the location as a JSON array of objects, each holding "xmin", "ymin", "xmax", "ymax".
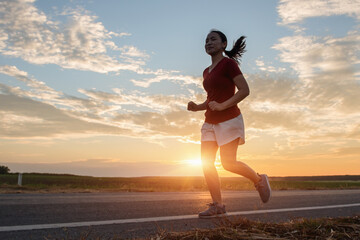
[{"xmin": 198, "ymin": 202, "xmax": 227, "ymax": 219}]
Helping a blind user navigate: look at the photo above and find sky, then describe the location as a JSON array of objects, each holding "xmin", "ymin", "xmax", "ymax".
[{"xmin": 0, "ymin": 0, "xmax": 359, "ymax": 177}]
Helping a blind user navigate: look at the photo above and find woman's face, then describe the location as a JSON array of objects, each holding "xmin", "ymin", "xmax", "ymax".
[{"xmin": 205, "ymin": 32, "xmax": 226, "ymax": 56}]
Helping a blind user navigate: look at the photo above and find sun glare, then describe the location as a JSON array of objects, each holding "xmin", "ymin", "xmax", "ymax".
[{"xmin": 184, "ymin": 158, "xmax": 202, "ymax": 166}]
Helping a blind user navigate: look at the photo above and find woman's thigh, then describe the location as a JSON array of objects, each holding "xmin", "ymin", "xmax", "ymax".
[
  {"xmin": 201, "ymin": 141, "xmax": 218, "ymax": 164},
  {"xmin": 219, "ymin": 138, "xmax": 239, "ymax": 164}
]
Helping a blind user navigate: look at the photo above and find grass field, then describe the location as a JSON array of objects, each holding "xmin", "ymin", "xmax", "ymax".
[
  {"xmin": 152, "ymin": 216, "xmax": 360, "ymax": 240},
  {"xmin": 1, "ymin": 173, "xmax": 360, "ymax": 193},
  {"xmin": 44, "ymin": 216, "xmax": 360, "ymax": 239}
]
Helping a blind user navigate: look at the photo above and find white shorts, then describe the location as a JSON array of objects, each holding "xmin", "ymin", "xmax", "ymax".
[{"xmin": 201, "ymin": 114, "xmax": 245, "ymax": 146}]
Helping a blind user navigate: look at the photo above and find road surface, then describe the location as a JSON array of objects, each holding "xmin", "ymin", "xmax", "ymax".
[{"xmin": 0, "ymin": 189, "xmax": 359, "ymax": 239}]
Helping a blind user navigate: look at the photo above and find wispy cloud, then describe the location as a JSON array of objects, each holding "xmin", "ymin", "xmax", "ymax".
[
  {"xmin": 245, "ymin": 0, "xmax": 360, "ymax": 154},
  {"xmin": 0, "ymin": 0, "xmax": 202, "ymax": 89},
  {"xmin": 131, "ymin": 70, "xmax": 202, "ymax": 88},
  {"xmin": 0, "ymin": 0, "xmax": 141, "ymax": 73},
  {"xmin": 273, "ymin": 1, "xmax": 360, "ymax": 115},
  {"xmin": 273, "ymin": 34, "xmax": 360, "ymax": 81},
  {"xmin": 0, "ymin": 65, "xmax": 204, "ymax": 141},
  {"xmin": 277, "ymin": 0, "xmax": 360, "ymax": 26},
  {"xmin": 1, "ymin": 56, "xmax": 358, "ymax": 150},
  {"xmin": 0, "ymin": 0, "xmax": 205, "ymax": 141},
  {"xmin": 0, "ymin": 92, "xmax": 131, "ymax": 138},
  {"xmin": 255, "ymin": 57, "xmax": 286, "ymax": 73}
]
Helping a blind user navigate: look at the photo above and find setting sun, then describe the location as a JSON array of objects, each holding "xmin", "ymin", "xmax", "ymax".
[{"xmin": 184, "ymin": 159, "xmax": 202, "ymax": 166}]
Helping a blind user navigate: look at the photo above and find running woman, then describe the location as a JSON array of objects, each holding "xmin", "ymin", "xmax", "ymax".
[{"xmin": 187, "ymin": 30, "xmax": 271, "ymax": 219}]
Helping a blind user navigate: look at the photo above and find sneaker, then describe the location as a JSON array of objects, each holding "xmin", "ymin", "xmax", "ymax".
[
  {"xmin": 198, "ymin": 202, "xmax": 227, "ymax": 219},
  {"xmin": 255, "ymin": 174, "xmax": 271, "ymax": 203}
]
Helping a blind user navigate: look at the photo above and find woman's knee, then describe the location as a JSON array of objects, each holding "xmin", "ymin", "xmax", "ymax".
[
  {"xmin": 219, "ymin": 140, "xmax": 238, "ymax": 171},
  {"xmin": 222, "ymin": 159, "xmax": 248, "ymax": 173},
  {"xmin": 220, "ymin": 154, "xmax": 237, "ymax": 171},
  {"xmin": 221, "ymin": 160, "xmax": 235, "ymax": 171}
]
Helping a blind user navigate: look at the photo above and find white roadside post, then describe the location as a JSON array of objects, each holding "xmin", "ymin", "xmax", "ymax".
[{"xmin": 18, "ymin": 173, "xmax": 22, "ymax": 186}]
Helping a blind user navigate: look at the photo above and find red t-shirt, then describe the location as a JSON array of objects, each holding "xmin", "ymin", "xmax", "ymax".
[{"xmin": 203, "ymin": 57, "xmax": 242, "ymax": 124}]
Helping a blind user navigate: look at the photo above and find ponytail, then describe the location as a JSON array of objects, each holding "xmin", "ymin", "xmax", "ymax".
[
  {"xmin": 225, "ymin": 36, "xmax": 246, "ymax": 64},
  {"xmin": 210, "ymin": 30, "xmax": 246, "ymax": 64}
]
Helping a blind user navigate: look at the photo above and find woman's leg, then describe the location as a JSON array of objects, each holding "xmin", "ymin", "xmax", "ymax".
[
  {"xmin": 201, "ymin": 141, "xmax": 222, "ymax": 204},
  {"xmin": 220, "ymin": 138, "xmax": 261, "ymax": 183}
]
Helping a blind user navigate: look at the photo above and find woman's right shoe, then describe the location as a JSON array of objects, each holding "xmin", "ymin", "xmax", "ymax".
[{"xmin": 255, "ymin": 174, "xmax": 272, "ymax": 203}]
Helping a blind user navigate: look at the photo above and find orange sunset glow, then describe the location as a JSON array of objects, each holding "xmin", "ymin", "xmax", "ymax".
[{"xmin": 0, "ymin": 0, "xmax": 359, "ymax": 178}]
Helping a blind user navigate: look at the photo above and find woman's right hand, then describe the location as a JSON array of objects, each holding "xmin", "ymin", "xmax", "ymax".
[{"xmin": 187, "ymin": 101, "xmax": 198, "ymax": 111}]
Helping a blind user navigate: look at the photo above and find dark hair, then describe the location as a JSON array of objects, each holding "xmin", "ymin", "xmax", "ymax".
[{"xmin": 210, "ymin": 30, "xmax": 246, "ymax": 64}]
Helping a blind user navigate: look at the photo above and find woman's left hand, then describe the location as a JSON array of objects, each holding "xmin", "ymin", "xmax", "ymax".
[{"xmin": 208, "ymin": 101, "xmax": 224, "ymax": 111}]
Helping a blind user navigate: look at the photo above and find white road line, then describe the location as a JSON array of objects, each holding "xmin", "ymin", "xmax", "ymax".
[{"xmin": 1, "ymin": 203, "xmax": 359, "ymax": 232}]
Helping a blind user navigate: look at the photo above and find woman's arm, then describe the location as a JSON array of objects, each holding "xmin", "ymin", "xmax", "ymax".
[
  {"xmin": 208, "ymin": 74, "xmax": 249, "ymax": 111},
  {"xmin": 187, "ymin": 99, "xmax": 208, "ymax": 112}
]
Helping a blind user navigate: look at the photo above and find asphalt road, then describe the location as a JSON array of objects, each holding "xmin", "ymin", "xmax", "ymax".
[{"xmin": 0, "ymin": 189, "xmax": 359, "ymax": 239}]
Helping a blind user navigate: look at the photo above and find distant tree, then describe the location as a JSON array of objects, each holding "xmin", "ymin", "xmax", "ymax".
[{"xmin": 0, "ymin": 165, "xmax": 10, "ymax": 174}]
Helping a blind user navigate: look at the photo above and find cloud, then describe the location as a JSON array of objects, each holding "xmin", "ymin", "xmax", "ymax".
[
  {"xmin": 273, "ymin": 33, "xmax": 360, "ymax": 116},
  {"xmin": 0, "ymin": 0, "xmax": 203, "ymax": 89},
  {"xmin": 0, "ymin": 93, "xmax": 134, "ymax": 138},
  {"xmin": 333, "ymin": 146, "xmax": 360, "ymax": 156},
  {"xmin": 119, "ymin": 45, "xmax": 149, "ymax": 58},
  {"xmin": 113, "ymin": 110, "xmax": 203, "ymax": 138},
  {"xmin": 348, "ymin": 124, "xmax": 360, "ymax": 139},
  {"xmin": 273, "ymin": 34, "xmax": 360, "ymax": 80},
  {"xmin": 1, "ymin": 63, "xmax": 358, "ymax": 149},
  {"xmin": 1, "ymin": 58, "xmax": 359, "ymax": 155},
  {"xmin": 233, "ymin": 64, "xmax": 359, "ymax": 154},
  {"xmin": 131, "ymin": 70, "xmax": 202, "ymax": 88},
  {"xmin": 0, "ymin": 65, "xmax": 28, "ymax": 78},
  {"xmin": 0, "ymin": 65, "xmax": 204, "ymax": 141},
  {"xmin": 0, "ymin": 65, "xmax": 62, "ymax": 102},
  {"xmin": 277, "ymin": 0, "xmax": 360, "ymax": 25},
  {"xmin": 240, "ymin": 74, "xmax": 313, "ymax": 135},
  {"xmin": 78, "ymin": 88, "xmax": 189, "ymax": 113},
  {"xmin": 246, "ymin": 0, "xmax": 360, "ymax": 152},
  {"xmin": 255, "ymin": 58, "xmax": 286, "ymax": 73},
  {"xmin": 0, "ymin": 0, "xmax": 140, "ymax": 73}
]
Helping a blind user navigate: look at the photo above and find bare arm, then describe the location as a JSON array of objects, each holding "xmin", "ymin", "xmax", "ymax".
[
  {"xmin": 208, "ymin": 74, "xmax": 249, "ymax": 111},
  {"xmin": 187, "ymin": 99, "xmax": 208, "ymax": 112}
]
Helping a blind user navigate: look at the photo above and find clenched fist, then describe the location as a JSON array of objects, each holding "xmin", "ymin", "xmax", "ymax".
[
  {"xmin": 187, "ymin": 101, "xmax": 198, "ymax": 111},
  {"xmin": 208, "ymin": 101, "xmax": 224, "ymax": 111}
]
